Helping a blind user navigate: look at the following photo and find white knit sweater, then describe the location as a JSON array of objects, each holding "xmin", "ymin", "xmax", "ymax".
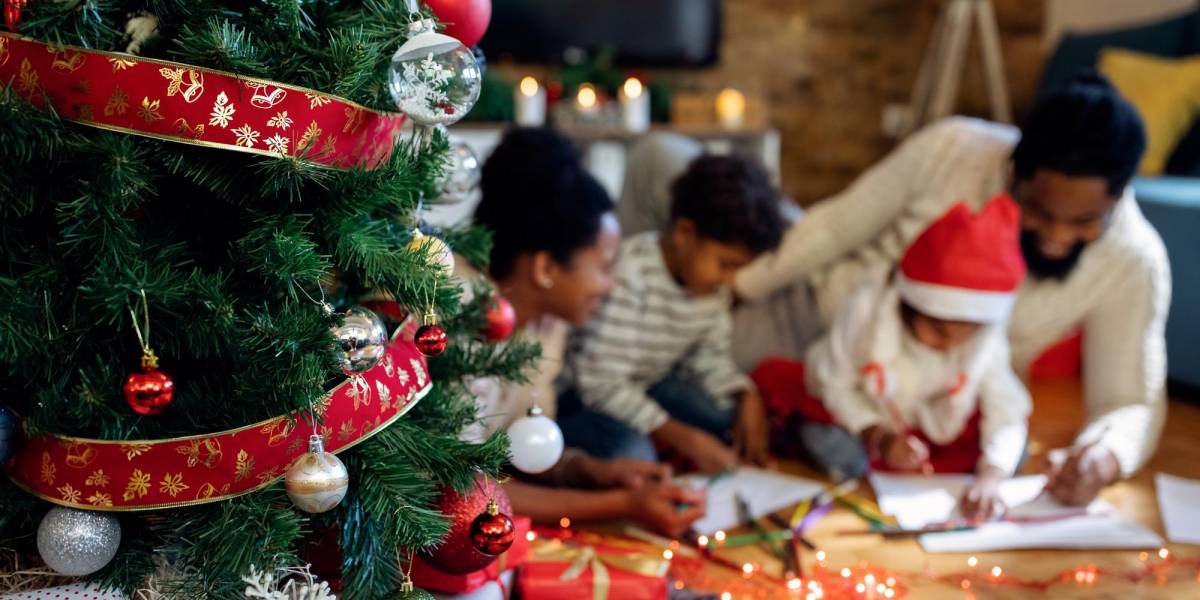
[{"xmin": 736, "ymin": 117, "xmax": 1171, "ymax": 477}]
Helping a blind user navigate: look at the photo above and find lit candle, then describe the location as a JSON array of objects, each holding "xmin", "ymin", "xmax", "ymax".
[
  {"xmin": 716, "ymin": 87, "xmax": 746, "ymax": 129},
  {"xmin": 576, "ymin": 83, "xmax": 599, "ymax": 114},
  {"xmin": 619, "ymin": 76, "xmax": 650, "ymax": 133},
  {"xmin": 514, "ymin": 76, "xmax": 546, "ymax": 126}
]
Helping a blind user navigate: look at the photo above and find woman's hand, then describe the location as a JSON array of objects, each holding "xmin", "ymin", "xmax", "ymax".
[
  {"xmin": 883, "ymin": 432, "xmax": 930, "ymax": 472},
  {"xmin": 960, "ymin": 468, "xmax": 1007, "ymax": 523},
  {"xmin": 626, "ymin": 481, "xmax": 706, "ymax": 538},
  {"xmin": 576, "ymin": 456, "xmax": 672, "ymax": 490},
  {"xmin": 654, "ymin": 419, "xmax": 738, "ymax": 475}
]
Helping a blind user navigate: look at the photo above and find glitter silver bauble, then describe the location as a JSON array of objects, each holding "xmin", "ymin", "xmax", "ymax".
[
  {"xmin": 388, "ymin": 19, "xmax": 482, "ymax": 127},
  {"xmin": 331, "ymin": 306, "xmax": 388, "ymax": 375},
  {"xmin": 285, "ymin": 435, "xmax": 349, "ymax": 514},
  {"xmin": 439, "ymin": 140, "xmax": 481, "ymax": 204},
  {"xmin": 37, "ymin": 507, "xmax": 121, "ymax": 576},
  {"xmin": 505, "ymin": 405, "xmax": 564, "ymax": 474}
]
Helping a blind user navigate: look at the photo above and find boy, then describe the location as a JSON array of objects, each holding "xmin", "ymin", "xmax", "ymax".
[
  {"xmin": 561, "ymin": 154, "xmax": 786, "ymax": 473},
  {"xmin": 754, "ymin": 195, "xmax": 1031, "ymax": 521}
]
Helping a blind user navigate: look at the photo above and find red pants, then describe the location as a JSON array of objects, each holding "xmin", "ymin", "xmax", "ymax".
[{"xmin": 751, "ymin": 358, "xmax": 983, "ymax": 474}]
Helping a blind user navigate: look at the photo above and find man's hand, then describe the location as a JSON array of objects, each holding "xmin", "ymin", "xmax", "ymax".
[
  {"xmin": 653, "ymin": 419, "xmax": 738, "ymax": 475},
  {"xmin": 577, "ymin": 456, "xmax": 672, "ymax": 490},
  {"xmin": 960, "ymin": 468, "xmax": 1006, "ymax": 523},
  {"xmin": 733, "ymin": 388, "xmax": 771, "ymax": 466},
  {"xmin": 627, "ymin": 482, "xmax": 706, "ymax": 538},
  {"xmin": 1044, "ymin": 443, "xmax": 1120, "ymax": 506}
]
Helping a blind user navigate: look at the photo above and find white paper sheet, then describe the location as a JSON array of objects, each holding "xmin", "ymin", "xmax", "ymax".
[
  {"xmin": 1156, "ymin": 473, "xmax": 1200, "ymax": 544},
  {"xmin": 870, "ymin": 473, "xmax": 1163, "ymax": 552},
  {"xmin": 678, "ymin": 467, "xmax": 824, "ymax": 535}
]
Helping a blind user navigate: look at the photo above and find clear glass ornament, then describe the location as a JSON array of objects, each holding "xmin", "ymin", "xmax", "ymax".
[
  {"xmin": 440, "ymin": 140, "xmax": 481, "ymax": 203},
  {"xmin": 389, "ymin": 19, "xmax": 482, "ymax": 126}
]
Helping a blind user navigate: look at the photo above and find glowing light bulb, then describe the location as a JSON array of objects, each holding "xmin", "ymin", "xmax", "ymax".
[
  {"xmin": 662, "ymin": 549, "xmax": 674, "ymax": 560},
  {"xmin": 519, "ymin": 76, "xmax": 539, "ymax": 97},
  {"xmin": 816, "ymin": 550, "xmax": 827, "ymax": 562},
  {"xmin": 841, "ymin": 568, "xmax": 852, "ymax": 578},
  {"xmin": 854, "ymin": 583, "xmax": 865, "ymax": 593},
  {"xmin": 559, "ymin": 517, "xmax": 571, "ymax": 528},
  {"xmin": 698, "ymin": 535, "xmax": 709, "ymax": 547},
  {"xmin": 525, "ymin": 531, "xmax": 537, "ymax": 542},
  {"xmin": 884, "ymin": 590, "xmax": 895, "ymax": 599},
  {"xmin": 967, "ymin": 556, "xmax": 978, "ymax": 568},
  {"xmin": 576, "ymin": 84, "xmax": 597, "ymax": 110},
  {"xmin": 876, "ymin": 583, "xmax": 887, "ymax": 593},
  {"xmin": 622, "ymin": 77, "xmax": 643, "ymax": 99},
  {"xmin": 721, "ymin": 593, "xmax": 732, "ymax": 600},
  {"xmin": 1159, "ymin": 548, "xmax": 1170, "ymax": 560},
  {"xmin": 742, "ymin": 563, "xmax": 754, "ymax": 575},
  {"xmin": 788, "ymin": 578, "xmax": 802, "ymax": 590},
  {"xmin": 885, "ymin": 577, "xmax": 896, "ymax": 587},
  {"xmin": 714, "ymin": 530, "xmax": 727, "ymax": 542},
  {"xmin": 991, "ymin": 566, "xmax": 1002, "ymax": 577},
  {"xmin": 1139, "ymin": 552, "xmax": 1149, "ymax": 561},
  {"xmin": 864, "ymin": 574, "xmax": 875, "ymax": 584}
]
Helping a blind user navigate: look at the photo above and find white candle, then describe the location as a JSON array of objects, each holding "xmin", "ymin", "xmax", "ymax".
[
  {"xmin": 576, "ymin": 83, "xmax": 599, "ymax": 114},
  {"xmin": 619, "ymin": 77, "xmax": 650, "ymax": 133},
  {"xmin": 514, "ymin": 76, "xmax": 546, "ymax": 126},
  {"xmin": 716, "ymin": 87, "xmax": 746, "ymax": 129}
]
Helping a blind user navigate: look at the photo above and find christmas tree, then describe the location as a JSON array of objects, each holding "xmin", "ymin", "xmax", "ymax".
[{"xmin": 0, "ymin": 1, "xmax": 536, "ymax": 598}]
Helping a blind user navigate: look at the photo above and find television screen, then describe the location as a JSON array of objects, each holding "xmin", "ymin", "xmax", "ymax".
[{"xmin": 479, "ymin": 0, "xmax": 722, "ymax": 67}]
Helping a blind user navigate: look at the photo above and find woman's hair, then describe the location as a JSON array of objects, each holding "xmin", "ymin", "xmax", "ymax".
[
  {"xmin": 1012, "ymin": 71, "xmax": 1146, "ymax": 196},
  {"xmin": 475, "ymin": 127, "xmax": 614, "ymax": 279}
]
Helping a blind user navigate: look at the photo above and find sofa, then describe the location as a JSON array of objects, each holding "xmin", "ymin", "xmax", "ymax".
[{"xmin": 1039, "ymin": 11, "xmax": 1200, "ymax": 388}]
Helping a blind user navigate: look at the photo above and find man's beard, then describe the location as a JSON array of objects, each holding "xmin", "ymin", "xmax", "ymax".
[{"xmin": 1021, "ymin": 230, "xmax": 1086, "ymax": 280}]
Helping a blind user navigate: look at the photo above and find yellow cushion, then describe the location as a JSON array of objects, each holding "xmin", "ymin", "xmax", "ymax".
[{"xmin": 1098, "ymin": 48, "xmax": 1200, "ymax": 176}]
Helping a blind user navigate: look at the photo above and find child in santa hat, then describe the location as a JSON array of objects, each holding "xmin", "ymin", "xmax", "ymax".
[{"xmin": 754, "ymin": 194, "xmax": 1030, "ymax": 522}]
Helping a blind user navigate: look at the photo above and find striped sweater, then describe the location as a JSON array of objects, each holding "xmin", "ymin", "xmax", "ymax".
[{"xmin": 568, "ymin": 231, "xmax": 753, "ymax": 433}]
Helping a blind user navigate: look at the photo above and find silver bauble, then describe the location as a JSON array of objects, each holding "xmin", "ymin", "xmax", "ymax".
[
  {"xmin": 37, "ymin": 507, "xmax": 121, "ymax": 576},
  {"xmin": 332, "ymin": 306, "xmax": 388, "ymax": 375},
  {"xmin": 285, "ymin": 435, "xmax": 349, "ymax": 514},
  {"xmin": 439, "ymin": 141, "xmax": 481, "ymax": 204}
]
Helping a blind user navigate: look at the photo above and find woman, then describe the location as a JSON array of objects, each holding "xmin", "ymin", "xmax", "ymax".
[{"xmin": 465, "ymin": 127, "xmax": 705, "ymax": 537}]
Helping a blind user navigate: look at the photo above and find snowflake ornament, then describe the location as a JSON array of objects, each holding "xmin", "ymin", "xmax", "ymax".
[{"xmin": 388, "ymin": 19, "xmax": 481, "ymax": 127}]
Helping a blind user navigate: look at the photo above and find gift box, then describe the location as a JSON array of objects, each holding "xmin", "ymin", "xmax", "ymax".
[
  {"xmin": 411, "ymin": 516, "xmax": 531, "ymax": 595},
  {"xmin": 1, "ymin": 583, "xmax": 127, "ymax": 599},
  {"xmin": 516, "ymin": 534, "xmax": 671, "ymax": 600},
  {"xmin": 431, "ymin": 570, "xmax": 514, "ymax": 600}
]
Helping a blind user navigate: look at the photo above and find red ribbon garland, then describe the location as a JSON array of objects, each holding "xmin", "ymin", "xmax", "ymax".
[
  {"xmin": 0, "ymin": 31, "xmax": 407, "ymax": 169},
  {"xmin": 4, "ymin": 320, "xmax": 431, "ymax": 511}
]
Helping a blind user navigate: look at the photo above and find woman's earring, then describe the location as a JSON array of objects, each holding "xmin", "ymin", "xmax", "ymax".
[{"xmin": 539, "ymin": 277, "xmax": 554, "ymax": 290}]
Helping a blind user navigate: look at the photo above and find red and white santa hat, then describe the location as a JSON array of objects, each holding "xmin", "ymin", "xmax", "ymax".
[{"xmin": 896, "ymin": 194, "xmax": 1026, "ymax": 324}]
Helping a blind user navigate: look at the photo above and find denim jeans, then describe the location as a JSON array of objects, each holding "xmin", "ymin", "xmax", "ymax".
[{"xmin": 557, "ymin": 375, "xmax": 736, "ymax": 462}]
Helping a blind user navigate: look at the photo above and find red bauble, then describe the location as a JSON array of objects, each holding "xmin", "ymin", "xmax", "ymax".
[
  {"xmin": 469, "ymin": 500, "xmax": 515, "ymax": 555},
  {"xmin": 414, "ymin": 324, "xmax": 447, "ymax": 356},
  {"xmin": 123, "ymin": 368, "xmax": 175, "ymax": 416},
  {"xmin": 422, "ymin": 476, "xmax": 512, "ymax": 574},
  {"xmin": 425, "ymin": 0, "xmax": 492, "ymax": 48},
  {"xmin": 5, "ymin": 0, "xmax": 27, "ymax": 33},
  {"xmin": 481, "ymin": 296, "xmax": 515, "ymax": 342}
]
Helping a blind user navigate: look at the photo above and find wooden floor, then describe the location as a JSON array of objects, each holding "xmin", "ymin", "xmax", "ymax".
[{"xmin": 696, "ymin": 379, "xmax": 1200, "ymax": 599}]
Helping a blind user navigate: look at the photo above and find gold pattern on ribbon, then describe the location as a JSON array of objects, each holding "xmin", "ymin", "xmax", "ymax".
[
  {"xmin": 286, "ymin": 437, "xmax": 303, "ymax": 455},
  {"xmin": 297, "ymin": 120, "xmax": 321, "ymax": 152},
  {"xmin": 342, "ymin": 106, "xmax": 364, "ymax": 134},
  {"xmin": 85, "ymin": 469, "xmax": 110, "ymax": 487},
  {"xmin": 208, "ymin": 91, "xmax": 235, "ymax": 128},
  {"xmin": 159, "ymin": 67, "xmax": 204, "ymax": 103},
  {"xmin": 49, "ymin": 49, "xmax": 85, "ymax": 73},
  {"xmin": 304, "ymin": 92, "xmax": 331, "ymax": 108},
  {"xmin": 174, "ymin": 118, "xmax": 206, "ymax": 141},
  {"xmin": 376, "ymin": 380, "xmax": 392, "ymax": 412},
  {"xmin": 138, "ymin": 97, "xmax": 163, "ymax": 123},
  {"xmin": 121, "ymin": 443, "xmax": 152, "ymax": 461},
  {"xmin": 264, "ymin": 133, "xmax": 289, "ymax": 155},
  {"xmin": 260, "ymin": 418, "xmax": 296, "ymax": 448},
  {"xmin": 266, "ymin": 110, "xmax": 292, "ymax": 130},
  {"xmin": 338, "ymin": 421, "xmax": 355, "ymax": 442},
  {"xmin": 159, "ymin": 472, "xmax": 189, "ymax": 497},
  {"xmin": 410, "ymin": 359, "xmax": 426, "ymax": 388},
  {"xmin": 232, "ymin": 124, "xmax": 260, "ymax": 148},
  {"xmin": 255, "ymin": 466, "xmax": 280, "ymax": 485},
  {"xmin": 247, "ymin": 81, "xmax": 287, "ymax": 109},
  {"xmin": 63, "ymin": 442, "xmax": 97, "ymax": 468},
  {"xmin": 17, "ymin": 58, "xmax": 38, "ymax": 97},
  {"xmin": 195, "ymin": 482, "xmax": 231, "ymax": 500},
  {"xmin": 0, "ymin": 37, "xmax": 10, "ymax": 67},
  {"xmin": 350, "ymin": 375, "xmax": 370, "ymax": 411},
  {"xmin": 175, "ymin": 438, "xmax": 223, "ymax": 469},
  {"xmin": 76, "ymin": 104, "xmax": 95, "ymax": 121},
  {"xmin": 69, "ymin": 78, "xmax": 91, "ymax": 95},
  {"xmin": 58, "ymin": 483, "xmax": 82, "ymax": 503},
  {"xmin": 104, "ymin": 86, "xmax": 129, "ymax": 116},
  {"xmin": 123, "ymin": 469, "xmax": 152, "ymax": 501},
  {"xmin": 40, "ymin": 452, "xmax": 56, "ymax": 485},
  {"xmin": 234, "ymin": 449, "xmax": 255, "ymax": 483},
  {"xmin": 87, "ymin": 492, "xmax": 113, "ymax": 507},
  {"xmin": 107, "ymin": 56, "xmax": 137, "ymax": 72}
]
